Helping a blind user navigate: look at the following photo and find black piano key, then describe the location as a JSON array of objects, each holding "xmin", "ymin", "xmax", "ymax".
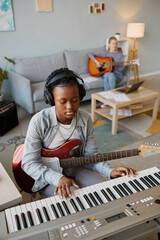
[
  {"xmin": 69, "ymin": 199, "xmax": 79, "ymax": 212},
  {"xmin": 93, "ymin": 191, "xmax": 104, "ymax": 204},
  {"xmin": 89, "ymin": 193, "xmax": 98, "ymax": 206},
  {"xmin": 15, "ymin": 214, "xmax": 21, "ymax": 230},
  {"xmin": 21, "ymin": 213, "xmax": 28, "ymax": 228},
  {"xmin": 83, "ymin": 194, "xmax": 93, "ymax": 208},
  {"xmin": 42, "ymin": 206, "xmax": 50, "ymax": 221},
  {"xmin": 133, "ymin": 179, "xmax": 145, "ymax": 191},
  {"xmin": 51, "ymin": 204, "xmax": 59, "ymax": 219},
  {"xmin": 154, "ymin": 173, "xmax": 160, "ymax": 180},
  {"xmin": 36, "ymin": 208, "xmax": 43, "ymax": 223},
  {"xmin": 129, "ymin": 180, "xmax": 140, "ymax": 192},
  {"xmin": 27, "ymin": 211, "xmax": 34, "ymax": 226},
  {"xmin": 122, "ymin": 183, "xmax": 133, "ymax": 194},
  {"xmin": 100, "ymin": 189, "xmax": 111, "ymax": 202},
  {"xmin": 117, "ymin": 184, "xmax": 129, "ymax": 196},
  {"xmin": 148, "ymin": 175, "xmax": 159, "ymax": 185},
  {"xmin": 144, "ymin": 176, "xmax": 156, "ymax": 187},
  {"xmin": 56, "ymin": 203, "xmax": 65, "ymax": 217},
  {"xmin": 113, "ymin": 185, "xmax": 124, "ymax": 198},
  {"xmin": 106, "ymin": 188, "xmax": 117, "ymax": 200},
  {"xmin": 75, "ymin": 197, "xmax": 85, "ymax": 210},
  {"xmin": 139, "ymin": 177, "xmax": 152, "ymax": 188},
  {"xmin": 62, "ymin": 201, "xmax": 71, "ymax": 215}
]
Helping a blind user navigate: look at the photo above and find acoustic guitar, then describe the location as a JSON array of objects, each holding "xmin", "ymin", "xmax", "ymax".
[
  {"xmin": 12, "ymin": 139, "xmax": 157, "ymax": 193},
  {"xmin": 88, "ymin": 56, "xmax": 140, "ymax": 77}
]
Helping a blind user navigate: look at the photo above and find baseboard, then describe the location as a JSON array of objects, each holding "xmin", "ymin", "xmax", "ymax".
[{"xmin": 130, "ymin": 71, "xmax": 160, "ymax": 80}]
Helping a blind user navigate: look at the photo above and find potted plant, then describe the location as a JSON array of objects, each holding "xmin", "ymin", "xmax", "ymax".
[{"xmin": 0, "ymin": 57, "xmax": 15, "ymax": 101}]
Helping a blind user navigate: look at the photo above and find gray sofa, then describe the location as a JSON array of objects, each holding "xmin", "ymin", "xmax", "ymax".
[{"xmin": 9, "ymin": 46, "xmax": 130, "ymax": 114}]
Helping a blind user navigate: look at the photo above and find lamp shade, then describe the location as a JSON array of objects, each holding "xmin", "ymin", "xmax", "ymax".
[{"xmin": 127, "ymin": 23, "xmax": 145, "ymax": 38}]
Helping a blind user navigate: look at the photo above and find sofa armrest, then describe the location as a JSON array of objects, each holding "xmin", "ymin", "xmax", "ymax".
[{"xmin": 8, "ymin": 70, "xmax": 34, "ymax": 113}]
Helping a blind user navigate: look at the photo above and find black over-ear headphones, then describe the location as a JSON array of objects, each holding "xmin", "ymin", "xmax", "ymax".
[{"xmin": 44, "ymin": 68, "xmax": 86, "ymax": 106}]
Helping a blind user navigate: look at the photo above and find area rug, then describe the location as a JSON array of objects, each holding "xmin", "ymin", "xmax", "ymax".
[
  {"xmin": 85, "ymin": 105, "xmax": 160, "ymax": 139},
  {"xmin": 93, "ymin": 119, "xmax": 138, "ymax": 153},
  {"xmin": 118, "ymin": 113, "xmax": 152, "ymax": 138}
]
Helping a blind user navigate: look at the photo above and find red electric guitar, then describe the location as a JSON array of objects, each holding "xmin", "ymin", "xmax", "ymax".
[
  {"xmin": 88, "ymin": 56, "xmax": 140, "ymax": 77},
  {"xmin": 12, "ymin": 139, "xmax": 157, "ymax": 193}
]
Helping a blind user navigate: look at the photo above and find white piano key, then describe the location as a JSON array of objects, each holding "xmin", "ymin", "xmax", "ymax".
[
  {"xmin": 25, "ymin": 203, "xmax": 37, "ymax": 226},
  {"xmin": 94, "ymin": 182, "xmax": 110, "ymax": 203},
  {"xmin": 73, "ymin": 188, "xmax": 90, "ymax": 210},
  {"xmin": 94, "ymin": 182, "xmax": 111, "ymax": 200},
  {"xmin": 35, "ymin": 200, "xmax": 47, "ymax": 223},
  {"xmin": 69, "ymin": 193, "xmax": 83, "ymax": 212},
  {"xmin": 117, "ymin": 176, "xmax": 137, "ymax": 194},
  {"xmin": 108, "ymin": 179, "xmax": 126, "ymax": 197},
  {"xmin": 112, "ymin": 177, "xmax": 130, "ymax": 193},
  {"xmin": 10, "ymin": 206, "xmax": 21, "ymax": 232},
  {"xmin": 49, "ymin": 196, "xmax": 61, "ymax": 218},
  {"xmin": 55, "ymin": 195, "xmax": 67, "ymax": 216},
  {"xmin": 135, "ymin": 170, "xmax": 152, "ymax": 189},
  {"xmin": 134, "ymin": 178, "xmax": 149, "ymax": 190},
  {"xmin": 29, "ymin": 201, "xmax": 41, "ymax": 225},
  {"xmin": 80, "ymin": 187, "xmax": 94, "ymax": 208},
  {"xmin": 80, "ymin": 187, "xmax": 96, "ymax": 207},
  {"xmin": 65, "ymin": 196, "xmax": 78, "ymax": 214},
  {"xmin": 145, "ymin": 168, "xmax": 160, "ymax": 184},
  {"xmin": 15, "ymin": 206, "xmax": 24, "ymax": 230},
  {"xmin": 20, "ymin": 204, "xmax": 30, "ymax": 228},
  {"xmin": 61, "ymin": 198, "xmax": 73, "ymax": 215},
  {"xmin": 149, "ymin": 168, "xmax": 160, "ymax": 183},
  {"xmin": 43, "ymin": 198, "xmax": 55, "ymax": 220},
  {"xmin": 48, "ymin": 196, "xmax": 60, "ymax": 219},
  {"xmin": 116, "ymin": 175, "xmax": 141, "ymax": 194},
  {"xmin": 5, "ymin": 208, "xmax": 14, "ymax": 233},
  {"xmin": 89, "ymin": 185, "xmax": 104, "ymax": 204},
  {"xmin": 102, "ymin": 179, "xmax": 121, "ymax": 200},
  {"xmin": 51, "ymin": 195, "xmax": 65, "ymax": 217},
  {"xmin": 125, "ymin": 178, "xmax": 143, "ymax": 193}
]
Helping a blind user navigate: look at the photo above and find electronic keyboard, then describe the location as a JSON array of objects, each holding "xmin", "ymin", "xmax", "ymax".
[{"xmin": 1, "ymin": 167, "xmax": 160, "ymax": 240}]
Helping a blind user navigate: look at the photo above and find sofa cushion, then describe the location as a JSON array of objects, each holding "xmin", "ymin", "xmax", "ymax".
[
  {"xmin": 81, "ymin": 74, "xmax": 104, "ymax": 91},
  {"xmin": 64, "ymin": 46, "xmax": 106, "ymax": 75},
  {"xmin": 14, "ymin": 52, "xmax": 67, "ymax": 83}
]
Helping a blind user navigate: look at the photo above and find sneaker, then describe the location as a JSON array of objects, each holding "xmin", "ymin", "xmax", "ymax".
[{"xmin": 100, "ymin": 104, "xmax": 107, "ymax": 108}]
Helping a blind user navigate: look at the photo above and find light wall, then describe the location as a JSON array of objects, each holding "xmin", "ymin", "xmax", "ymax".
[{"xmin": 1, "ymin": 0, "xmax": 160, "ymax": 97}]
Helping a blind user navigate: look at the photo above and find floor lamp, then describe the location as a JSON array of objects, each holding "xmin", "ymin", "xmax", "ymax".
[{"xmin": 127, "ymin": 23, "xmax": 145, "ymax": 83}]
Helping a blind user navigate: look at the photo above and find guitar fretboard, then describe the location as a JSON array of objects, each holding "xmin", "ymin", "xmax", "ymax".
[
  {"xmin": 60, "ymin": 149, "xmax": 140, "ymax": 168},
  {"xmin": 102, "ymin": 61, "xmax": 127, "ymax": 67}
]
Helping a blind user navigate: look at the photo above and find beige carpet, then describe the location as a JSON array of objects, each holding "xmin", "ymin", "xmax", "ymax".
[{"xmin": 118, "ymin": 113, "xmax": 153, "ymax": 138}]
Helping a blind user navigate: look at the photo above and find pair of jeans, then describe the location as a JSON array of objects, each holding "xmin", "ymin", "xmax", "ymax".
[
  {"xmin": 103, "ymin": 72, "xmax": 121, "ymax": 91},
  {"xmin": 39, "ymin": 166, "xmax": 104, "ymax": 198}
]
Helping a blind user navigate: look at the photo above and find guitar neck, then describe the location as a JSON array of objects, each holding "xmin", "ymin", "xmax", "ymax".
[
  {"xmin": 60, "ymin": 149, "xmax": 140, "ymax": 168},
  {"xmin": 105, "ymin": 61, "xmax": 127, "ymax": 66}
]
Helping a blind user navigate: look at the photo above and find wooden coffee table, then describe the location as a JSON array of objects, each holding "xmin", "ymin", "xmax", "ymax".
[{"xmin": 91, "ymin": 86, "xmax": 160, "ymax": 135}]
